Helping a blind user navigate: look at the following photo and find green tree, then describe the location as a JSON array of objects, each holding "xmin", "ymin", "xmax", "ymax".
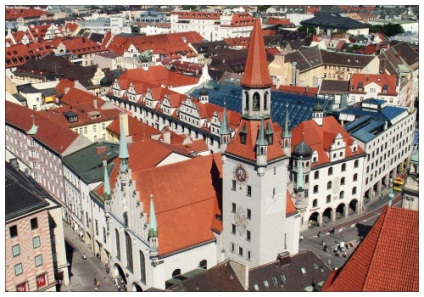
[
  {"xmin": 383, "ymin": 23, "xmax": 405, "ymax": 36},
  {"xmin": 298, "ymin": 25, "xmax": 316, "ymax": 35},
  {"xmin": 257, "ymin": 5, "xmax": 271, "ymax": 12}
]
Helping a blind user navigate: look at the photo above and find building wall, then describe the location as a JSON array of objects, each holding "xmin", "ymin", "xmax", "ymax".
[{"xmin": 6, "ymin": 210, "xmax": 56, "ymax": 292}]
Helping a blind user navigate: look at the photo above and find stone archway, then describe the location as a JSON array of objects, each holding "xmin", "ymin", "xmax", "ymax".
[
  {"xmin": 336, "ymin": 203, "xmax": 346, "ymax": 220},
  {"xmin": 132, "ymin": 283, "xmax": 143, "ymax": 292},
  {"xmin": 349, "ymin": 199, "xmax": 359, "ymax": 214},
  {"xmin": 323, "ymin": 207, "xmax": 333, "ymax": 223},
  {"xmin": 308, "ymin": 212, "xmax": 319, "ymax": 227},
  {"xmin": 113, "ymin": 263, "xmax": 127, "ymax": 285}
]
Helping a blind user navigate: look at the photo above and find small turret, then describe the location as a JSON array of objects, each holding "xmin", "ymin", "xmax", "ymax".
[
  {"xmin": 281, "ymin": 101, "xmax": 292, "ymax": 157},
  {"xmin": 256, "ymin": 116, "xmax": 268, "ymax": 171},
  {"xmin": 219, "ymin": 100, "xmax": 231, "ymax": 153},
  {"xmin": 148, "ymin": 195, "xmax": 159, "ymax": 257}
]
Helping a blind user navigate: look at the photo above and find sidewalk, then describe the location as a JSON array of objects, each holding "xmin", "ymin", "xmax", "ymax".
[
  {"xmin": 301, "ymin": 192, "xmax": 402, "ymax": 238},
  {"xmin": 62, "ymin": 224, "xmax": 116, "ymax": 292}
]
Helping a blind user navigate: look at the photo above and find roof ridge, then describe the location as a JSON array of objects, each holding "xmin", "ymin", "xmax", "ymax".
[{"xmin": 362, "ymin": 206, "xmax": 390, "ymax": 290}]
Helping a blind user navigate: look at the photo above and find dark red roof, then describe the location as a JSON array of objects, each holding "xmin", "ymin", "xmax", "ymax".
[{"xmin": 240, "ymin": 18, "xmax": 272, "ymax": 88}]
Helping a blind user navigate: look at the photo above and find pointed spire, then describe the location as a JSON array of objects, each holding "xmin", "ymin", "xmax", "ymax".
[
  {"xmin": 240, "ymin": 16, "xmax": 272, "ymax": 88},
  {"xmin": 220, "ymin": 99, "xmax": 230, "ymax": 135},
  {"xmin": 282, "ymin": 101, "xmax": 292, "ymax": 138},
  {"xmin": 256, "ymin": 116, "xmax": 268, "ymax": 146},
  {"xmin": 119, "ymin": 119, "xmax": 129, "ymax": 173},
  {"xmin": 27, "ymin": 114, "xmax": 38, "ymax": 135},
  {"xmin": 148, "ymin": 194, "xmax": 158, "ymax": 237},
  {"xmin": 103, "ymin": 155, "xmax": 111, "ymax": 200},
  {"xmin": 297, "ymin": 156, "xmax": 304, "ymax": 191}
]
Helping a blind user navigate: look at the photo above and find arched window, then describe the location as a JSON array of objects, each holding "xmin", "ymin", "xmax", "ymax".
[
  {"xmin": 352, "ymin": 187, "xmax": 357, "ymax": 195},
  {"xmin": 123, "ymin": 212, "xmax": 128, "ymax": 227},
  {"xmin": 253, "ymin": 92, "xmax": 260, "ymax": 111},
  {"xmin": 328, "ymin": 167, "xmax": 333, "ymax": 175},
  {"xmin": 199, "ymin": 260, "xmax": 207, "ymax": 270},
  {"xmin": 327, "ymin": 181, "xmax": 332, "ymax": 189},
  {"xmin": 126, "ymin": 232, "xmax": 133, "ymax": 272},
  {"xmin": 172, "ymin": 269, "xmax": 181, "ymax": 278},
  {"xmin": 244, "ymin": 91, "xmax": 249, "ymax": 111},
  {"xmin": 314, "ymin": 171, "xmax": 319, "ymax": 179},
  {"xmin": 313, "ymin": 199, "xmax": 318, "ymax": 207},
  {"xmin": 341, "ymin": 177, "xmax": 345, "ymax": 185},
  {"xmin": 313, "ymin": 185, "xmax": 319, "ymax": 193},
  {"xmin": 353, "ymin": 173, "xmax": 358, "ymax": 182},
  {"xmin": 354, "ymin": 160, "xmax": 359, "ymax": 168},
  {"xmin": 139, "ymin": 251, "xmax": 146, "ymax": 284},
  {"xmin": 341, "ymin": 163, "xmax": 346, "ymax": 172},
  {"xmin": 115, "ymin": 229, "xmax": 121, "ymax": 260},
  {"xmin": 264, "ymin": 91, "xmax": 269, "ymax": 110},
  {"xmin": 340, "ymin": 191, "xmax": 345, "ymax": 198}
]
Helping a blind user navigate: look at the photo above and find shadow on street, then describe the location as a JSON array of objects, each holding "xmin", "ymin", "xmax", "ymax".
[{"xmin": 355, "ymin": 223, "xmax": 372, "ymax": 238}]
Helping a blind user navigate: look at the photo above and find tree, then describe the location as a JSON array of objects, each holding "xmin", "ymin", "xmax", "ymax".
[
  {"xmin": 298, "ymin": 25, "xmax": 316, "ymax": 35},
  {"xmin": 383, "ymin": 23, "xmax": 405, "ymax": 37}
]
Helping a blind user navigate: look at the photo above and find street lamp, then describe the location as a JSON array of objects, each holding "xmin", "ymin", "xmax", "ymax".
[{"xmin": 388, "ymin": 177, "xmax": 394, "ymax": 207}]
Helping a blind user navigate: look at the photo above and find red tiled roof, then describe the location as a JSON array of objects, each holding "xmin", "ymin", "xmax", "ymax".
[
  {"xmin": 323, "ymin": 207, "xmax": 418, "ymax": 292},
  {"xmin": 274, "ymin": 85, "xmax": 318, "ymax": 96},
  {"xmin": 97, "ymin": 153, "xmax": 222, "ymax": 256},
  {"xmin": 226, "ymin": 118, "xmax": 285, "ymax": 162},
  {"xmin": 286, "ymin": 190, "xmax": 296, "ymax": 215},
  {"xmin": 171, "ymin": 11, "xmax": 221, "ymax": 20},
  {"xmin": 266, "ymin": 17, "xmax": 293, "ymax": 26},
  {"xmin": 5, "ymin": 101, "xmax": 80, "ymax": 154},
  {"xmin": 107, "ymin": 116, "xmax": 159, "ymax": 143},
  {"xmin": 58, "ymin": 37, "xmax": 104, "ymax": 54},
  {"xmin": 227, "ymin": 13, "xmax": 255, "ymax": 27},
  {"xmin": 6, "ymin": 8, "xmax": 50, "ymax": 21},
  {"xmin": 240, "ymin": 18, "xmax": 272, "ymax": 88},
  {"xmin": 55, "ymin": 79, "xmax": 76, "ymax": 94},
  {"xmin": 60, "ymin": 87, "xmax": 101, "ymax": 106},
  {"xmin": 291, "ymin": 117, "xmax": 365, "ymax": 166},
  {"xmin": 349, "ymin": 73, "xmax": 398, "ymax": 96}
]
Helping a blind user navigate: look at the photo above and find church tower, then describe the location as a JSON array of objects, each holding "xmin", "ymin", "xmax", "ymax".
[{"xmin": 222, "ymin": 16, "xmax": 296, "ymax": 268}]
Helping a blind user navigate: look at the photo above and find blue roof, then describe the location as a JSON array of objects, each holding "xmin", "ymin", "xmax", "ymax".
[
  {"xmin": 350, "ymin": 119, "xmax": 386, "ymax": 143},
  {"xmin": 191, "ymin": 83, "xmax": 332, "ymax": 130},
  {"xmin": 339, "ymin": 105, "xmax": 407, "ymax": 122}
]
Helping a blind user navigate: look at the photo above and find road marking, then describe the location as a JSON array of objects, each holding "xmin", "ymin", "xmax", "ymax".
[
  {"xmin": 351, "ymin": 224, "xmax": 355, "ymax": 229},
  {"xmin": 362, "ymin": 219, "xmax": 367, "ymax": 222}
]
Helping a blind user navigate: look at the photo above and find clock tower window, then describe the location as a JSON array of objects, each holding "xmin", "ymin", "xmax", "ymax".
[{"xmin": 247, "ymin": 185, "xmax": 252, "ymax": 196}]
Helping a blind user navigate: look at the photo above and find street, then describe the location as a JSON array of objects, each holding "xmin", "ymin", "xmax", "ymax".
[
  {"xmin": 300, "ymin": 193, "xmax": 402, "ymax": 269},
  {"xmin": 60, "ymin": 224, "xmax": 118, "ymax": 292}
]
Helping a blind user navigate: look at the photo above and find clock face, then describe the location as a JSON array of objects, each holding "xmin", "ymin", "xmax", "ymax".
[{"xmin": 234, "ymin": 165, "xmax": 248, "ymax": 184}]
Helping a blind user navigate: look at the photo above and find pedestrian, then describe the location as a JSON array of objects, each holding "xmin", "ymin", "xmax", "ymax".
[
  {"xmin": 94, "ymin": 278, "xmax": 97, "ymax": 286},
  {"xmin": 343, "ymin": 251, "xmax": 347, "ymax": 258},
  {"xmin": 321, "ymin": 239, "xmax": 324, "ymax": 246},
  {"xmin": 94, "ymin": 286, "xmax": 98, "ymax": 292},
  {"xmin": 299, "ymin": 235, "xmax": 304, "ymax": 242},
  {"xmin": 117, "ymin": 285, "xmax": 121, "ymax": 292},
  {"xmin": 96, "ymin": 281, "xmax": 100, "ymax": 288},
  {"xmin": 317, "ymin": 231, "xmax": 321, "ymax": 238},
  {"xmin": 114, "ymin": 278, "xmax": 118, "ymax": 287}
]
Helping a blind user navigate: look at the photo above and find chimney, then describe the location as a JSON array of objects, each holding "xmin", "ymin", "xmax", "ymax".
[
  {"xmin": 291, "ymin": 62, "xmax": 297, "ymax": 86},
  {"xmin": 163, "ymin": 129, "xmax": 171, "ymax": 144},
  {"xmin": 93, "ymin": 98, "xmax": 98, "ymax": 109},
  {"xmin": 119, "ymin": 112, "xmax": 129, "ymax": 137},
  {"xmin": 276, "ymin": 251, "xmax": 291, "ymax": 267}
]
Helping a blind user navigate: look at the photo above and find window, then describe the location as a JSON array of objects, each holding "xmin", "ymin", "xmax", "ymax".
[
  {"xmin": 232, "ymin": 224, "xmax": 236, "ymax": 234},
  {"xmin": 313, "ymin": 185, "xmax": 319, "ymax": 193},
  {"xmin": 246, "ymin": 230, "xmax": 251, "ymax": 241},
  {"xmin": 341, "ymin": 163, "xmax": 346, "ymax": 172},
  {"xmin": 84, "ymin": 126, "xmax": 88, "ymax": 134},
  {"xmin": 115, "ymin": 229, "xmax": 121, "ymax": 260},
  {"xmin": 326, "ymin": 195, "xmax": 331, "ymax": 203},
  {"xmin": 327, "ymin": 181, "xmax": 332, "ymax": 189},
  {"xmin": 247, "ymin": 250, "xmax": 251, "ymax": 260},
  {"xmin": 95, "ymin": 219, "xmax": 99, "ymax": 235},
  {"xmin": 340, "ymin": 191, "xmax": 345, "ymax": 199},
  {"xmin": 12, "ymin": 244, "xmax": 20, "ymax": 257},
  {"xmin": 30, "ymin": 218, "xmax": 38, "ymax": 230},
  {"xmin": 354, "ymin": 160, "xmax": 359, "ymax": 168},
  {"xmin": 93, "ymin": 125, "xmax": 97, "ymax": 132},
  {"xmin": 247, "ymin": 209, "xmax": 251, "ymax": 220},
  {"xmin": 126, "ymin": 232, "xmax": 133, "ymax": 272},
  {"xmin": 231, "ymin": 243, "xmax": 235, "ymax": 252},
  {"xmin": 232, "ymin": 180, "xmax": 236, "ymax": 191},
  {"xmin": 232, "ymin": 203, "xmax": 236, "ymax": 213},
  {"xmin": 341, "ymin": 177, "xmax": 345, "ymax": 185},
  {"xmin": 33, "ymin": 236, "xmax": 41, "ymax": 248},
  {"xmin": 103, "ymin": 227, "xmax": 107, "ymax": 244},
  {"xmin": 247, "ymin": 186, "xmax": 251, "ymax": 197},
  {"xmin": 14, "ymin": 264, "xmax": 23, "ymax": 276},
  {"xmin": 353, "ymin": 173, "xmax": 358, "ymax": 182},
  {"xmin": 139, "ymin": 251, "xmax": 146, "ymax": 284},
  {"xmin": 10, "ymin": 225, "xmax": 18, "ymax": 238},
  {"xmin": 352, "ymin": 187, "xmax": 357, "ymax": 195},
  {"xmin": 313, "ymin": 199, "xmax": 318, "ymax": 207},
  {"xmin": 238, "ymin": 247, "xmax": 243, "ymax": 256},
  {"xmin": 314, "ymin": 171, "xmax": 319, "ymax": 179},
  {"xmin": 328, "ymin": 167, "xmax": 333, "ymax": 175},
  {"xmin": 35, "ymin": 255, "xmax": 43, "ymax": 267}
]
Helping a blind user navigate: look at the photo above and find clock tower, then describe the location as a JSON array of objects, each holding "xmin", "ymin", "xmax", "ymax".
[{"xmin": 220, "ymin": 16, "xmax": 298, "ymax": 268}]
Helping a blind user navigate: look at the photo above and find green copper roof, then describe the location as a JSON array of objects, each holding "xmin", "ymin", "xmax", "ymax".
[
  {"xmin": 282, "ymin": 102, "xmax": 292, "ymax": 138},
  {"xmin": 27, "ymin": 115, "xmax": 38, "ymax": 135},
  {"xmin": 297, "ymin": 156, "xmax": 304, "ymax": 190},
  {"xmin": 119, "ymin": 121, "xmax": 129, "ymax": 159},
  {"xmin": 149, "ymin": 195, "xmax": 158, "ymax": 237},
  {"xmin": 103, "ymin": 162, "xmax": 111, "ymax": 200},
  {"xmin": 256, "ymin": 116, "xmax": 268, "ymax": 146},
  {"xmin": 220, "ymin": 101, "xmax": 231, "ymax": 135}
]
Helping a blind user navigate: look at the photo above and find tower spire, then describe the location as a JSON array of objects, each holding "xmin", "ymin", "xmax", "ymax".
[
  {"xmin": 149, "ymin": 194, "xmax": 158, "ymax": 238},
  {"xmin": 220, "ymin": 99, "xmax": 231, "ymax": 153},
  {"xmin": 119, "ymin": 115, "xmax": 129, "ymax": 173},
  {"xmin": 297, "ymin": 156, "xmax": 304, "ymax": 190},
  {"xmin": 283, "ymin": 101, "xmax": 291, "ymax": 138},
  {"xmin": 103, "ymin": 155, "xmax": 111, "ymax": 200},
  {"xmin": 240, "ymin": 16, "xmax": 272, "ymax": 88}
]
